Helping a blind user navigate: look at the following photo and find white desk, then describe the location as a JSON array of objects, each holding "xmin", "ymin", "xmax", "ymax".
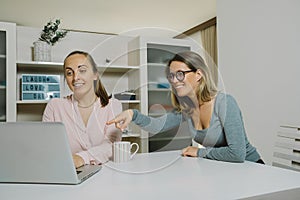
[{"xmin": 1, "ymin": 150, "xmax": 300, "ymax": 200}]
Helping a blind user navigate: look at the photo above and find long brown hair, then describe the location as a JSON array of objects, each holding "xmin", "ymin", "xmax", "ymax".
[
  {"xmin": 63, "ymin": 50, "xmax": 111, "ymax": 107},
  {"xmin": 166, "ymin": 51, "xmax": 218, "ymax": 113}
]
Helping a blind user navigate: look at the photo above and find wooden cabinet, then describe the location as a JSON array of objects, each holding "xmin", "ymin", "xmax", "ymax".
[
  {"xmin": 128, "ymin": 36, "xmax": 196, "ymax": 152},
  {"xmin": 0, "ymin": 22, "xmax": 16, "ymax": 122}
]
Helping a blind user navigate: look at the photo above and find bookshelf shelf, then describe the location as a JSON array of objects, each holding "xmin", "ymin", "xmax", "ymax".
[
  {"xmin": 122, "ymin": 133, "xmax": 141, "ymax": 138},
  {"xmin": 17, "ymin": 61, "xmax": 139, "ymax": 73},
  {"xmin": 16, "ymin": 100, "xmax": 140, "ymax": 104}
]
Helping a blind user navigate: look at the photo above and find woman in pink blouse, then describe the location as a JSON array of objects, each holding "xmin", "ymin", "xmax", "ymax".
[{"xmin": 43, "ymin": 50, "xmax": 122, "ymax": 168}]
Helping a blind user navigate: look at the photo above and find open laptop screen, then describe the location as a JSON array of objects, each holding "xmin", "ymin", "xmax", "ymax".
[{"xmin": 0, "ymin": 122, "xmax": 101, "ymax": 184}]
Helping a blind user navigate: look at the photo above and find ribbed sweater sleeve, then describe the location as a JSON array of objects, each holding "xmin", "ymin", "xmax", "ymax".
[
  {"xmin": 132, "ymin": 109, "xmax": 182, "ymax": 134},
  {"xmin": 197, "ymin": 94, "xmax": 247, "ymax": 162}
]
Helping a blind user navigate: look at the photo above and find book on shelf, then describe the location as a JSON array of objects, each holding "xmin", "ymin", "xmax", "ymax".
[{"xmin": 114, "ymin": 90, "xmax": 136, "ymax": 100}]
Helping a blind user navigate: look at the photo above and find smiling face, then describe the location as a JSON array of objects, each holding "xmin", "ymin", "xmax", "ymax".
[
  {"xmin": 64, "ymin": 53, "xmax": 98, "ymax": 98},
  {"xmin": 168, "ymin": 61, "xmax": 202, "ymax": 98}
]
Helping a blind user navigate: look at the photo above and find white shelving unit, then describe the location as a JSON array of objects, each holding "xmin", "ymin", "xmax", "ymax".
[
  {"xmin": 3, "ymin": 24, "xmax": 200, "ymax": 153},
  {"xmin": 128, "ymin": 36, "xmax": 196, "ymax": 152},
  {"xmin": 0, "ymin": 22, "xmax": 16, "ymax": 122},
  {"xmin": 16, "ymin": 62, "xmax": 143, "ymax": 147},
  {"xmin": 16, "ymin": 61, "xmax": 141, "ymax": 120},
  {"xmin": 12, "ymin": 26, "xmax": 145, "ymax": 151}
]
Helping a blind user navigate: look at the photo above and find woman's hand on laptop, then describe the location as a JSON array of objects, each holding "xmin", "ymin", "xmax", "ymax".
[
  {"xmin": 106, "ymin": 109, "xmax": 134, "ymax": 132},
  {"xmin": 73, "ymin": 154, "xmax": 85, "ymax": 168}
]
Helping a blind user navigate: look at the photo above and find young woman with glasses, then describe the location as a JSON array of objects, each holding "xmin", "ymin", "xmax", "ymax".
[{"xmin": 107, "ymin": 51, "xmax": 264, "ymax": 164}]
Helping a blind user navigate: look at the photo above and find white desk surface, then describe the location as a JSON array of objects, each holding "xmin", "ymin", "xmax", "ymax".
[{"xmin": 1, "ymin": 150, "xmax": 300, "ymax": 200}]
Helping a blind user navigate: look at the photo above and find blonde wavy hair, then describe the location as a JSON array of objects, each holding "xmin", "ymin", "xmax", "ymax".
[{"xmin": 166, "ymin": 51, "xmax": 218, "ymax": 113}]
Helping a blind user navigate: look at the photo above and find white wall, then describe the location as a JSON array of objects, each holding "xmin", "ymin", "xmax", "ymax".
[
  {"xmin": 16, "ymin": 26, "xmax": 135, "ymax": 95},
  {"xmin": 0, "ymin": 1, "xmax": 216, "ymax": 37},
  {"xmin": 16, "ymin": 26, "xmax": 133, "ymax": 65},
  {"xmin": 217, "ymin": 0, "xmax": 300, "ymax": 164}
]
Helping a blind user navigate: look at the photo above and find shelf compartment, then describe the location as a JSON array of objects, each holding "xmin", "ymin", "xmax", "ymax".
[
  {"xmin": 148, "ymin": 88, "xmax": 170, "ymax": 92},
  {"xmin": 119, "ymin": 100, "xmax": 140, "ymax": 104},
  {"xmin": 0, "ymin": 115, "xmax": 6, "ymax": 121},
  {"xmin": 98, "ymin": 65, "xmax": 139, "ymax": 73},
  {"xmin": 17, "ymin": 100, "xmax": 48, "ymax": 104},
  {"xmin": 17, "ymin": 61, "xmax": 64, "ymax": 73},
  {"xmin": 122, "ymin": 133, "xmax": 141, "ymax": 138},
  {"xmin": 17, "ymin": 100, "xmax": 140, "ymax": 104},
  {"xmin": 17, "ymin": 61, "xmax": 139, "ymax": 73}
]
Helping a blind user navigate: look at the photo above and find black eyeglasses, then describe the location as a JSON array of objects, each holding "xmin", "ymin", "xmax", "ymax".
[{"xmin": 167, "ymin": 70, "xmax": 195, "ymax": 82}]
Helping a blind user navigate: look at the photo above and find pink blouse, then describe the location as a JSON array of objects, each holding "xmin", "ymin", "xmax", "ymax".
[{"xmin": 42, "ymin": 95, "xmax": 122, "ymax": 164}]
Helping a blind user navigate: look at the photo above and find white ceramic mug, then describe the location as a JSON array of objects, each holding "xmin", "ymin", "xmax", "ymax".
[{"xmin": 113, "ymin": 141, "xmax": 139, "ymax": 163}]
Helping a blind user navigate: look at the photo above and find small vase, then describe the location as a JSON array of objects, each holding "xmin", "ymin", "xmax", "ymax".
[{"xmin": 33, "ymin": 40, "xmax": 51, "ymax": 62}]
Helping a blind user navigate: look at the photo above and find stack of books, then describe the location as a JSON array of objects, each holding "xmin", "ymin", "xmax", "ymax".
[
  {"xmin": 21, "ymin": 74, "xmax": 60, "ymax": 100},
  {"xmin": 114, "ymin": 90, "xmax": 136, "ymax": 100},
  {"xmin": 273, "ymin": 125, "xmax": 300, "ymax": 171}
]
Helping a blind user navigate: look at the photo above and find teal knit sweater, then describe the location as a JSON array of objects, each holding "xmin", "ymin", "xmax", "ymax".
[{"xmin": 132, "ymin": 92, "xmax": 261, "ymax": 163}]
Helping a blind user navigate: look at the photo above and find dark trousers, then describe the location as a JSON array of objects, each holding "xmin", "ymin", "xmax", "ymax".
[{"xmin": 256, "ymin": 159, "xmax": 265, "ymax": 164}]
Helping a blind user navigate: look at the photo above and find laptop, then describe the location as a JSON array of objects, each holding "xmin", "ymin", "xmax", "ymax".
[{"xmin": 0, "ymin": 122, "xmax": 102, "ymax": 185}]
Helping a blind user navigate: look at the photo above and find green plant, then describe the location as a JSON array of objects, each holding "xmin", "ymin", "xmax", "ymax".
[{"xmin": 39, "ymin": 19, "xmax": 68, "ymax": 46}]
